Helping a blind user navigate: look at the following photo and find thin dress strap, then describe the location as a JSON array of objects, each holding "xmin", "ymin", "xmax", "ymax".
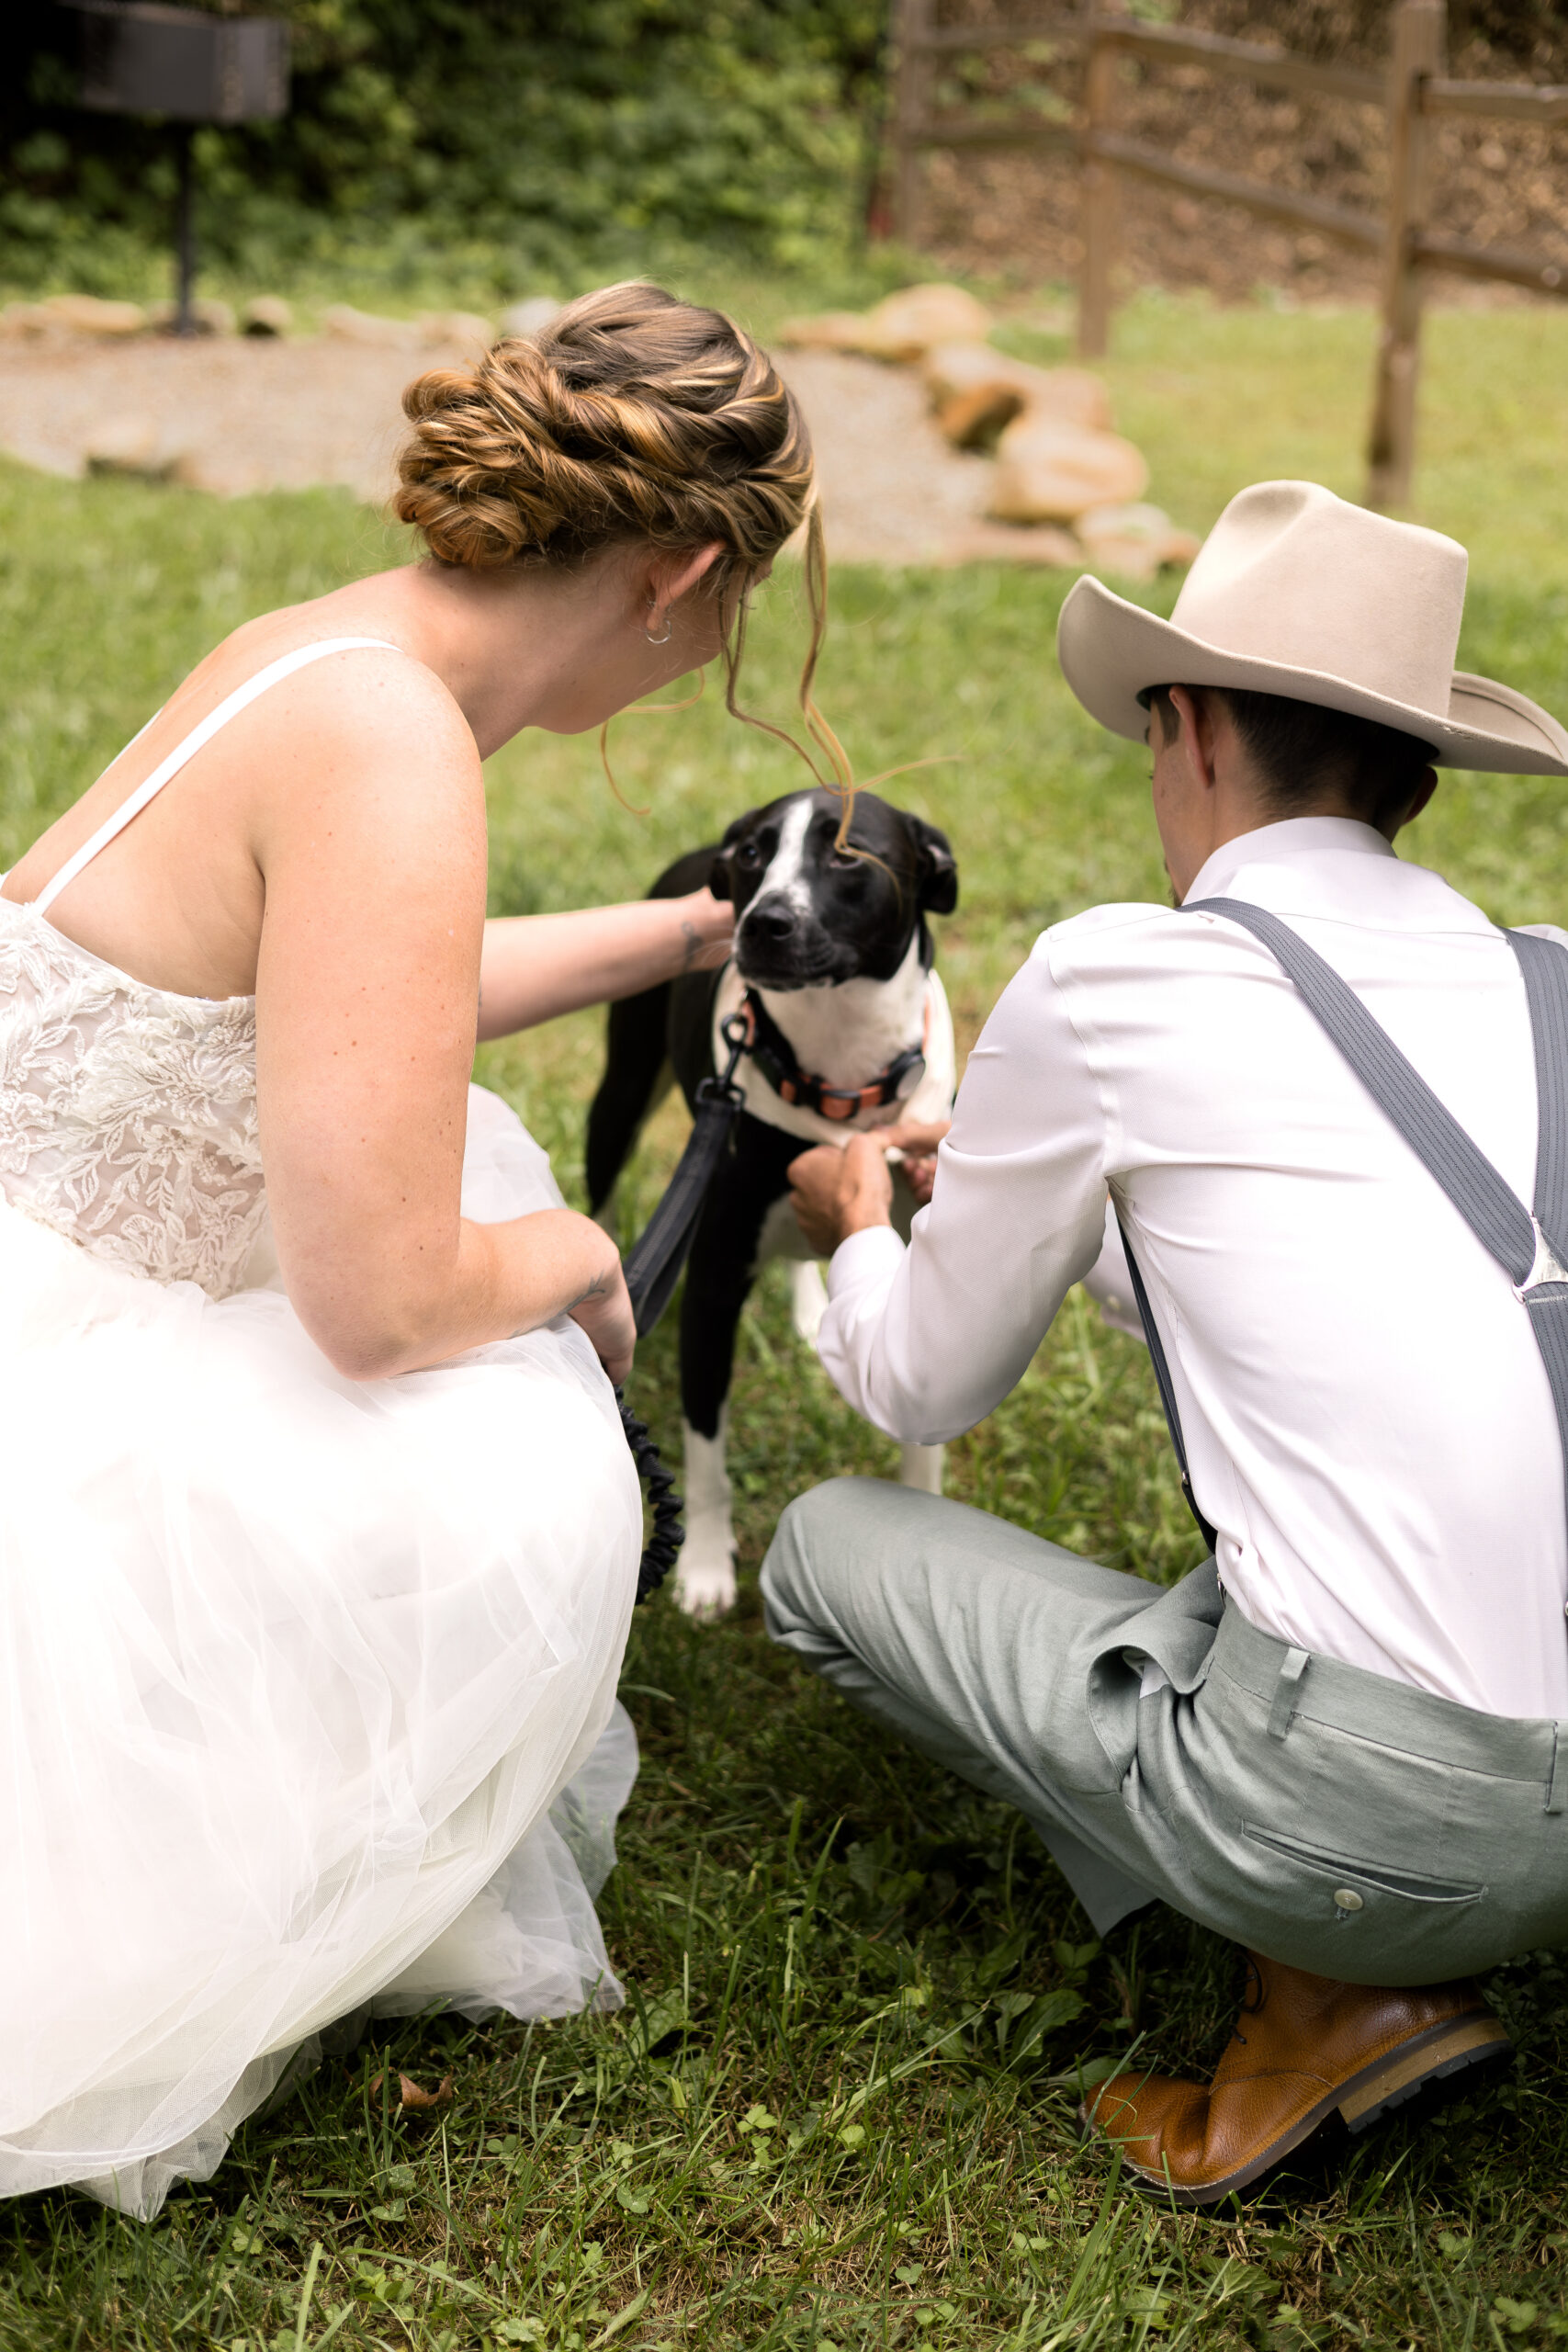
[{"xmin": 30, "ymin": 636, "xmax": 401, "ymax": 918}]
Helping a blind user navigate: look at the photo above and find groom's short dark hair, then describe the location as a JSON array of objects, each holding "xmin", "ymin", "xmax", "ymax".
[{"xmin": 1147, "ymin": 684, "xmax": 1436, "ymax": 829}]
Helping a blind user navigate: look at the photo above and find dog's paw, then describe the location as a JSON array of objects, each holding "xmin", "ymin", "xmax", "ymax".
[
  {"xmin": 789, "ymin": 1259, "xmax": 829, "ymax": 1345},
  {"xmin": 673, "ymin": 1516, "xmax": 738, "ymax": 1620}
]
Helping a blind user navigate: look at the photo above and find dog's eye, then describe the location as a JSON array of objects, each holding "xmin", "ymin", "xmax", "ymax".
[
  {"xmin": 735, "ymin": 842, "xmax": 761, "ymax": 866},
  {"xmin": 827, "ymin": 847, "xmax": 862, "ymax": 870}
]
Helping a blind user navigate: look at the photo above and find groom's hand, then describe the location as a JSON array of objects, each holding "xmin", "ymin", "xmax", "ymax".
[{"xmin": 788, "ymin": 1134, "xmax": 897, "ymax": 1255}]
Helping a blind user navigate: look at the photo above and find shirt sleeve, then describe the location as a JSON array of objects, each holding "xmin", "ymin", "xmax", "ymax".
[{"xmin": 816, "ymin": 933, "xmax": 1111, "ymax": 1444}]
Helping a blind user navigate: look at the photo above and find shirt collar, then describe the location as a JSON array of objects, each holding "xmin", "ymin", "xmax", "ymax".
[{"xmin": 1183, "ymin": 816, "xmax": 1395, "ymax": 907}]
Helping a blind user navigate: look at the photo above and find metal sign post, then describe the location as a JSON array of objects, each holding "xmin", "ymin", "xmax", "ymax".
[{"xmin": 63, "ymin": 2, "xmax": 290, "ymax": 336}]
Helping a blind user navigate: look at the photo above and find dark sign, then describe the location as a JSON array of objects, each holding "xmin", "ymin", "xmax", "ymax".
[{"xmin": 70, "ymin": 3, "xmax": 289, "ymax": 125}]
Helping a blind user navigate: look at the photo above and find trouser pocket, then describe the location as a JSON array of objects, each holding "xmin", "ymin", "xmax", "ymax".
[{"xmin": 1243, "ymin": 1823, "xmax": 1483, "ymax": 1913}]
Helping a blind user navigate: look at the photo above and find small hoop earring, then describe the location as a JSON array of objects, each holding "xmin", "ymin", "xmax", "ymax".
[{"xmin": 644, "ymin": 608, "xmax": 673, "ymax": 646}]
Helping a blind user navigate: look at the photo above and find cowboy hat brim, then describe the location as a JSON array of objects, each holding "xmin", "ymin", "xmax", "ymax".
[{"xmin": 1057, "ymin": 574, "xmax": 1568, "ymax": 777}]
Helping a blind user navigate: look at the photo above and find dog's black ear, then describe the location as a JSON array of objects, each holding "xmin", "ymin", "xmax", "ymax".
[{"xmin": 911, "ymin": 818, "xmax": 958, "ymax": 915}]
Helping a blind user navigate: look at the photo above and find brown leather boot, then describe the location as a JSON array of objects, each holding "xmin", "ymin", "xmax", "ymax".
[{"xmin": 1081, "ymin": 1951, "xmax": 1512, "ymax": 2206}]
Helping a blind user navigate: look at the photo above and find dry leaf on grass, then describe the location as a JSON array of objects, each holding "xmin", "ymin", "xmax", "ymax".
[{"xmin": 368, "ymin": 2070, "xmax": 454, "ymax": 2109}]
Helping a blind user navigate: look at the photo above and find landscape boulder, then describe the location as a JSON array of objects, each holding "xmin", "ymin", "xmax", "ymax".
[
  {"xmin": 938, "ymin": 521, "xmax": 1083, "ymax": 567},
  {"xmin": 319, "ymin": 305, "xmax": 422, "ymax": 349},
  {"xmin": 1075, "ymin": 502, "xmax": 1203, "ymax": 582},
  {"xmin": 242, "ymin": 297, "xmax": 294, "ymax": 337},
  {"xmin": 921, "ymin": 342, "xmax": 1112, "ymax": 448},
  {"xmin": 418, "ymin": 311, "xmax": 494, "ymax": 354},
  {"xmin": 781, "ymin": 282, "xmax": 992, "ymax": 364},
  {"xmin": 499, "ymin": 297, "xmax": 562, "ymax": 341},
  {"xmin": 44, "ymin": 296, "xmax": 148, "ymax": 337},
  {"xmin": 84, "ymin": 415, "xmax": 179, "ymax": 481},
  {"xmin": 989, "ymin": 413, "xmax": 1149, "ymax": 525}
]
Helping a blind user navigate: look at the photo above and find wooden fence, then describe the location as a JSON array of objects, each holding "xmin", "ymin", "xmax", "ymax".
[{"xmin": 888, "ymin": 0, "xmax": 1568, "ymax": 508}]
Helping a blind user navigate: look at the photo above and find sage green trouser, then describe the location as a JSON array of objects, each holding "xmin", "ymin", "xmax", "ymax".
[{"xmin": 761, "ymin": 1478, "xmax": 1568, "ymax": 1984}]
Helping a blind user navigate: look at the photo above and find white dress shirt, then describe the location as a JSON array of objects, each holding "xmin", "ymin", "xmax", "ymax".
[{"xmin": 818, "ymin": 816, "xmax": 1568, "ymax": 1722}]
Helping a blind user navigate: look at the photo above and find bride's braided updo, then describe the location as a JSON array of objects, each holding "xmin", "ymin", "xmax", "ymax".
[
  {"xmin": 394, "ymin": 281, "xmax": 812, "ymax": 589},
  {"xmin": 396, "ymin": 280, "xmax": 863, "ymax": 827}
]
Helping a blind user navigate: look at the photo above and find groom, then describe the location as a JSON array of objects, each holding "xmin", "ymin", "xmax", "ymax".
[{"xmin": 768, "ymin": 481, "xmax": 1568, "ymax": 2204}]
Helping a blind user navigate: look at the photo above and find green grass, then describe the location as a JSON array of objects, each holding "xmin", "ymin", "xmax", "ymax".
[{"xmin": 5, "ymin": 287, "xmax": 1568, "ymax": 2351}]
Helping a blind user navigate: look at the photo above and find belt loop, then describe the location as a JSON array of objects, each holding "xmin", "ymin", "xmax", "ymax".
[
  {"xmin": 1548, "ymin": 1724, "xmax": 1565, "ymax": 1816},
  {"xmin": 1267, "ymin": 1646, "xmax": 1310, "ymax": 1742}
]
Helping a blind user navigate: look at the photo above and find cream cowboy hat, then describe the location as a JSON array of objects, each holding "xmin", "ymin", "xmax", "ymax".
[{"xmin": 1056, "ymin": 480, "xmax": 1568, "ymax": 776}]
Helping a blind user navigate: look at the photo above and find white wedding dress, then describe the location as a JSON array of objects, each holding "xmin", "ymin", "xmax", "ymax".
[{"xmin": 0, "ymin": 639, "xmax": 644, "ymax": 2217}]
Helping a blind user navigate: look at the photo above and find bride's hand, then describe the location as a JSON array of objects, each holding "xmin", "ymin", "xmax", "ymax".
[{"xmin": 566, "ymin": 1234, "xmax": 637, "ymax": 1385}]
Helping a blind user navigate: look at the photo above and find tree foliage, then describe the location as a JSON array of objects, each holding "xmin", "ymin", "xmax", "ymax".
[{"xmin": 2, "ymin": 0, "xmax": 891, "ymax": 284}]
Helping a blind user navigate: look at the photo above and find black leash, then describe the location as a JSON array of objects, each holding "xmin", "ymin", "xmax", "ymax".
[
  {"xmin": 623, "ymin": 1011, "xmax": 750, "ymax": 1337},
  {"xmin": 617, "ymin": 1391, "xmax": 686, "ymax": 1603},
  {"xmin": 616, "ymin": 1011, "xmax": 750, "ymax": 1602}
]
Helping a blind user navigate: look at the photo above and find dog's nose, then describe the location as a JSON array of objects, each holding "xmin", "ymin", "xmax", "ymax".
[{"xmin": 744, "ymin": 897, "xmax": 796, "ymax": 944}]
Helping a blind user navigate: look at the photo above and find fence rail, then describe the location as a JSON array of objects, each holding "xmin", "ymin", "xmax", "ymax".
[{"xmin": 888, "ymin": 0, "xmax": 1568, "ymax": 507}]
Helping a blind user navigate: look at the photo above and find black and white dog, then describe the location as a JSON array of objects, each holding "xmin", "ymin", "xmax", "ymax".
[{"xmin": 587, "ymin": 787, "xmax": 959, "ymax": 1616}]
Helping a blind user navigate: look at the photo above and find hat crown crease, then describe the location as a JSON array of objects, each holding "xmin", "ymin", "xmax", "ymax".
[{"xmin": 1168, "ymin": 482, "xmax": 1465, "ymax": 721}]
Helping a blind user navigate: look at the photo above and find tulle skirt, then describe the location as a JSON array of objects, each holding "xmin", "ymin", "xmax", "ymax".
[{"xmin": 1, "ymin": 1086, "xmax": 643, "ymax": 2216}]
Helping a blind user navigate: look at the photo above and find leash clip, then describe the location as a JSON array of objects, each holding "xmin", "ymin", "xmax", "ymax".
[{"xmin": 703, "ymin": 1008, "xmax": 752, "ymax": 1109}]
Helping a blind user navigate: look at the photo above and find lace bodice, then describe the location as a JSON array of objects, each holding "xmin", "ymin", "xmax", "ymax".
[
  {"xmin": 0, "ymin": 637, "xmax": 399, "ymax": 1303},
  {"xmin": 0, "ymin": 900, "xmax": 265, "ymax": 1299}
]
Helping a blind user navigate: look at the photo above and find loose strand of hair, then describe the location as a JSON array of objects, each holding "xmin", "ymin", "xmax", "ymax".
[{"xmin": 597, "ymin": 667, "xmax": 709, "ymax": 814}]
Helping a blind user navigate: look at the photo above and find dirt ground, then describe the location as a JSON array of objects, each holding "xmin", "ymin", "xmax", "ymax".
[{"xmin": 0, "ymin": 334, "xmax": 1011, "ymax": 567}]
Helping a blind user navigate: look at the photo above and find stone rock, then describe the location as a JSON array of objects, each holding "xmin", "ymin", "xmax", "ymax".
[
  {"xmin": 84, "ymin": 416, "xmax": 179, "ymax": 481},
  {"xmin": 148, "ymin": 297, "xmax": 236, "ymax": 337},
  {"xmin": 860, "ymin": 283, "xmax": 992, "ymax": 360},
  {"xmin": 164, "ymin": 449, "xmax": 266, "ymax": 495},
  {"xmin": 780, "ymin": 283, "xmax": 993, "ymax": 364},
  {"xmin": 922, "ymin": 343, "xmax": 1112, "ymax": 447},
  {"xmin": 778, "ymin": 308, "xmax": 878, "ymax": 353},
  {"xmin": 989, "ymin": 415, "xmax": 1149, "ymax": 524},
  {"xmin": 43, "ymin": 295, "xmax": 147, "ymax": 337},
  {"xmin": 242, "ymin": 296, "xmax": 293, "ymax": 337},
  {"xmin": 319, "ymin": 304, "xmax": 421, "ymax": 348},
  {"xmin": 938, "ymin": 521, "xmax": 1082, "ymax": 568},
  {"xmin": 418, "ymin": 310, "xmax": 495, "ymax": 354},
  {"xmin": 1075, "ymin": 502, "xmax": 1201, "ymax": 582},
  {"xmin": 499, "ymin": 296, "xmax": 561, "ymax": 341}
]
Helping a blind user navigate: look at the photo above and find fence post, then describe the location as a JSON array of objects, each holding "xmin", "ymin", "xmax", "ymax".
[
  {"xmin": 1365, "ymin": 0, "xmax": 1447, "ymax": 509},
  {"xmin": 1078, "ymin": 14, "xmax": 1120, "ymax": 360},
  {"xmin": 891, "ymin": 0, "xmax": 933, "ymax": 248}
]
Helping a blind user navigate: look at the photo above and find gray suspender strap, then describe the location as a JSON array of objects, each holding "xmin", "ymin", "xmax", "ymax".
[
  {"xmin": 1150, "ymin": 896, "xmax": 1568, "ymax": 1558},
  {"xmin": 1112, "ymin": 1203, "xmax": 1219, "ymax": 1554}
]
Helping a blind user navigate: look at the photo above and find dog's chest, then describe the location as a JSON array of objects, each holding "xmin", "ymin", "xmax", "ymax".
[{"xmin": 710, "ymin": 947, "xmax": 956, "ymax": 1149}]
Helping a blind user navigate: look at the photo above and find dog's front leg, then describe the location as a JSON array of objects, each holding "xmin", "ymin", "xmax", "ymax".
[
  {"xmin": 678, "ymin": 1406, "xmax": 736, "ymax": 1620},
  {"xmin": 674, "ymin": 1216, "xmax": 756, "ymax": 1621}
]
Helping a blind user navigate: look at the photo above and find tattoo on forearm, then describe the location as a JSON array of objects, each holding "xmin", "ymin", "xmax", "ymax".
[
  {"xmin": 567, "ymin": 1270, "xmax": 613, "ymax": 1312},
  {"xmin": 680, "ymin": 919, "xmax": 703, "ymax": 972}
]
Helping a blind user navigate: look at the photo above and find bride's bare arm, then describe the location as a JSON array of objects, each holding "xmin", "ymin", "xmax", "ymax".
[
  {"xmin": 477, "ymin": 890, "xmax": 733, "ymax": 1040},
  {"xmin": 254, "ymin": 663, "xmax": 634, "ymax": 1384}
]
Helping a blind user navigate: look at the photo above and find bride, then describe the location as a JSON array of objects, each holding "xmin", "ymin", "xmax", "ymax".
[{"xmin": 0, "ymin": 282, "xmax": 813, "ymax": 2214}]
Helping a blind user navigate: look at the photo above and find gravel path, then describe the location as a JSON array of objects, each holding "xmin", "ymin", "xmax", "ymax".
[{"xmin": 0, "ymin": 334, "xmax": 1006, "ymax": 565}]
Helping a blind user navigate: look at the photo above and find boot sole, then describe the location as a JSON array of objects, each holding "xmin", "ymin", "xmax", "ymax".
[{"xmin": 1089, "ymin": 2011, "xmax": 1513, "ymax": 2209}]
